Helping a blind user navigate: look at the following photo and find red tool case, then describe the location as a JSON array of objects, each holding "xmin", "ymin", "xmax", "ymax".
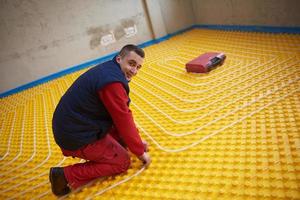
[{"xmin": 186, "ymin": 52, "xmax": 226, "ymax": 73}]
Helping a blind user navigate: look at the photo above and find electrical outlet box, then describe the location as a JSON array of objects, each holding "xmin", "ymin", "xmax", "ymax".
[
  {"xmin": 101, "ymin": 32, "xmax": 116, "ymax": 46},
  {"xmin": 124, "ymin": 25, "xmax": 137, "ymax": 38}
]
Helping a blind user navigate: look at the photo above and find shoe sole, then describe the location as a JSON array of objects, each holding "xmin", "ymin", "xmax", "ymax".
[
  {"xmin": 49, "ymin": 168, "xmax": 55, "ymax": 194},
  {"xmin": 49, "ymin": 167, "xmax": 71, "ymax": 196}
]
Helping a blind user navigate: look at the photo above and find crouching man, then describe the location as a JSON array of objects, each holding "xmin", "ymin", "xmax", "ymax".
[{"xmin": 49, "ymin": 44, "xmax": 151, "ymax": 196}]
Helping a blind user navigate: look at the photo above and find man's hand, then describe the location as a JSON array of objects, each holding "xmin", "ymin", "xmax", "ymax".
[
  {"xmin": 138, "ymin": 152, "xmax": 151, "ymax": 168},
  {"xmin": 142, "ymin": 140, "xmax": 149, "ymax": 152}
]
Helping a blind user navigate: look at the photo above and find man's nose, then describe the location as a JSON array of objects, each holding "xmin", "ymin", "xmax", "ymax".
[{"xmin": 131, "ymin": 67, "xmax": 138, "ymax": 74}]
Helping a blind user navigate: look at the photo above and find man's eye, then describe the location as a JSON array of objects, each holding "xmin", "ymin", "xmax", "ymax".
[{"xmin": 129, "ymin": 61, "xmax": 136, "ymax": 67}]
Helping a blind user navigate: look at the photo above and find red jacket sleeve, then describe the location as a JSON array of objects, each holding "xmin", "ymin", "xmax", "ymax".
[{"xmin": 98, "ymin": 82, "xmax": 144, "ymax": 156}]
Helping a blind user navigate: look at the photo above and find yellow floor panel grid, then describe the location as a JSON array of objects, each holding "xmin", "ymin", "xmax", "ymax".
[{"xmin": 0, "ymin": 29, "xmax": 300, "ymax": 199}]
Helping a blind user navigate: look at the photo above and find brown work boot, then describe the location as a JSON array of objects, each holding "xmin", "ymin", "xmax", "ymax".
[{"xmin": 49, "ymin": 167, "xmax": 71, "ymax": 196}]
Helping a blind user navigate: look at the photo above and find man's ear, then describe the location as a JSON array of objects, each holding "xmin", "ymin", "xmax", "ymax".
[{"xmin": 116, "ymin": 55, "xmax": 121, "ymax": 63}]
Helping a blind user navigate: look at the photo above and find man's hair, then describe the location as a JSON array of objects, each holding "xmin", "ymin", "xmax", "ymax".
[{"xmin": 119, "ymin": 44, "xmax": 145, "ymax": 58}]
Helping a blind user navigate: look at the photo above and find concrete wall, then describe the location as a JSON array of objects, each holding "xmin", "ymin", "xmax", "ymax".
[
  {"xmin": 192, "ymin": 0, "xmax": 300, "ymax": 26},
  {"xmin": 143, "ymin": 0, "xmax": 195, "ymax": 38},
  {"xmin": 158, "ymin": 0, "xmax": 195, "ymax": 34},
  {"xmin": 0, "ymin": 0, "xmax": 153, "ymax": 93},
  {"xmin": 143, "ymin": 0, "xmax": 167, "ymax": 39}
]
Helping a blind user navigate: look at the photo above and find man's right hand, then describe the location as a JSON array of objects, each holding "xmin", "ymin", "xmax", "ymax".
[{"xmin": 138, "ymin": 152, "xmax": 151, "ymax": 168}]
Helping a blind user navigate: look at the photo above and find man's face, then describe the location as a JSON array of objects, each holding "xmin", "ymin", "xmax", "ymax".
[{"xmin": 116, "ymin": 51, "xmax": 144, "ymax": 81}]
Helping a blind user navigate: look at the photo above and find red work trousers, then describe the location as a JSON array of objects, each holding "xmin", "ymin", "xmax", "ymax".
[{"xmin": 61, "ymin": 128, "xmax": 131, "ymax": 189}]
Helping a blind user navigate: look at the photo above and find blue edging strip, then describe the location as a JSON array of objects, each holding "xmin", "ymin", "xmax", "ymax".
[{"xmin": 1, "ymin": 24, "xmax": 299, "ymax": 98}]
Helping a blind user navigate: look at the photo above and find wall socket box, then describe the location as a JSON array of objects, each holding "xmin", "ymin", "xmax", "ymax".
[
  {"xmin": 124, "ymin": 25, "xmax": 137, "ymax": 38},
  {"xmin": 101, "ymin": 32, "xmax": 116, "ymax": 46}
]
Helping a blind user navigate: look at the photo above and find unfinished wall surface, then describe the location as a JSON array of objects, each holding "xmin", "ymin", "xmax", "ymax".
[
  {"xmin": 158, "ymin": 0, "xmax": 195, "ymax": 34},
  {"xmin": 192, "ymin": 0, "xmax": 300, "ymax": 26},
  {"xmin": 0, "ymin": 0, "xmax": 153, "ymax": 93},
  {"xmin": 143, "ymin": 0, "xmax": 167, "ymax": 39}
]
